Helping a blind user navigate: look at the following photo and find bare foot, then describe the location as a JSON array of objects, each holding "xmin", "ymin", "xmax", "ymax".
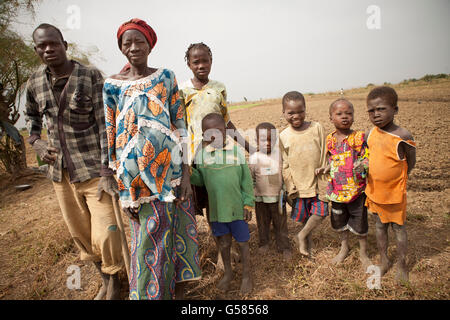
[
  {"xmin": 332, "ymin": 245, "xmax": 349, "ymax": 265},
  {"xmin": 93, "ymin": 261, "xmax": 109, "ymax": 300},
  {"xmin": 240, "ymin": 276, "xmax": 253, "ymax": 295},
  {"xmin": 294, "ymin": 233, "xmax": 309, "ymax": 256},
  {"xmin": 217, "ymin": 271, "xmax": 233, "ymax": 292},
  {"xmin": 94, "ymin": 282, "xmax": 108, "ymax": 300},
  {"xmin": 258, "ymin": 244, "xmax": 270, "ymax": 254},
  {"xmin": 359, "ymin": 254, "xmax": 372, "ymax": 271},
  {"xmin": 282, "ymin": 249, "xmax": 292, "ymax": 261},
  {"xmin": 395, "ymin": 263, "xmax": 409, "ymax": 284},
  {"xmin": 106, "ymin": 274, "xmax": 121, "ymax": 300},
  {"xmin": 379, "ymin": 255, "xmax": 391, "ymax": 276},
  {"xmin": 307, "ymin": 234, "xmax": 314, "ymax": 255},
  {"xmin": 175, "ymin": 282, "xmax": 186, "ymax": 300}
]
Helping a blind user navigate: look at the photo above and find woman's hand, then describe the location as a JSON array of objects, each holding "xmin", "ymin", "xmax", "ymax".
[
  {"xmin": 179, "ymin": 178, "xmax": 193, "ymax": 203},
  {"xmin": 177, "ymin": 163, "xmax": 193, "ymax": 203}
]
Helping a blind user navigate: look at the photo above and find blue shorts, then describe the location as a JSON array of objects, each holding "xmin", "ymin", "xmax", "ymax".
[
  {"xmin": 291, "ymin": 196, "xmax": 329, "ymax": 223},
  {"xmin": 211, "ymin": 220, "xmax": 250, "ymax": 242}
]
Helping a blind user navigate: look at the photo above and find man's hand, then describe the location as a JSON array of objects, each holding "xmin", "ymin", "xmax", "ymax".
[
  {"xmin": 123, "ymin": 207, "xmax": 140, "ymax": 225},
  {"xmin": 96, "ymin": 175, "xmax": 119, "ymax": 201},
  {"xmin": 32, "ymin": 139, "xmax": 59, "ymax": 165}
]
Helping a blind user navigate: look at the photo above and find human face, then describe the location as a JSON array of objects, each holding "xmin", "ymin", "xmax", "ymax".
[
  {"xmin": 257, "ymin": 129, "xmax": 275, "ymax": 154},
  {"xmin": 283, "ymin": 99, "xmax": 306, "ymax": 130},
  {"xmin": 120, "ymin": 29, "xmax": 151, "ymax": 67},
  {"xmin": 187, "ymin": 48, "xmax": 212, "ymax": 81},
  {"xmin": 202, "ymin": 118, "xmax": 226, "ymax": 148},
  {"xmin": 367, "ymin": 97, "xmax": 397, "ymax": 129},
  {"xmin": 330, "ymin": 101, "xmax": 354, "ymax": 131},
  {"xmin": 33, "ymin": 28, "xmax": 68, "ymax": 68}
]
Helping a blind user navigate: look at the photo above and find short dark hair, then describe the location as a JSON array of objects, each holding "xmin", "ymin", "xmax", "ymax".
[
  {"xmin": 329, "ymin": 98, "xmax": 354, "ymax": 115},
  {"xmin": 282, "ymin": 91, "xmax": 305, "ymax": 111},
  {"xmin": 256, "ymin": 122, "xmax": 276, "ymax": 136},
  {"xmin": 185, "ymin": 42, "xmax": 213, "ymax": 63},
  {"xmin": 202, "ymin": 113, "xmax": 224, "ymax": 128},
  {"xmin": 32, "ymin": 23, "xmax": 65, "ymax": 43},
  {"xmin": 367, "ymin": 86, "xmax": 398, "ymax": 107}
]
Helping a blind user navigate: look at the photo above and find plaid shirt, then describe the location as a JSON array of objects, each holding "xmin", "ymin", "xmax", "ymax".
[{"xmin": 25, "ymin": 61, "xmax": 112, "ymax": 183}]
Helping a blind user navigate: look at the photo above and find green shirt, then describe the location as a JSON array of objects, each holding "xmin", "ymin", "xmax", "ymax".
[{"xmin": 190, "ymin": 139, "xmax": 255, "ymax": 223}]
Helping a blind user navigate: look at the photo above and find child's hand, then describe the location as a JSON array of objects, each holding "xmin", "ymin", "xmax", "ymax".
[
  {"xmin": 353, "ymin": 158, "xmax": 368, "ymax": 174},
  {"xmin": 243, "ymin": 208, "xmax": 252, "ymax": 222},
  {"xmin": 315, "ymin": 166, "xmax": 330, "ymax": 176}
]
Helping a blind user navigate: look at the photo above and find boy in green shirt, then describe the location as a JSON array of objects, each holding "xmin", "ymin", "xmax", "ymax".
[{"xmin": 191, "ymin": 113, "xmax": 255, "ymax": 294}]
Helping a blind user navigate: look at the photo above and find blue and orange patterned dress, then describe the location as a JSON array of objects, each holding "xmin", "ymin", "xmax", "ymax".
[{"xmin": 103, "ymin": 68, "xmax": 201, "ymax": 300}]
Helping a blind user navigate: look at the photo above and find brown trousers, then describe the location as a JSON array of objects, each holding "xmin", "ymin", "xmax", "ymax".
[
  {"xmin": 52, "ymin": 170, "xmax": 123, "ymax": 274},
  {"xmin": 255, "ymin": 202, "xmax": 290, "ymax": 251}
]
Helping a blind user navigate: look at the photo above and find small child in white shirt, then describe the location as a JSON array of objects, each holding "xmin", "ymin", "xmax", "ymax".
[{"xmin": 249, "ymin": 122, "xmax": 291, "ymax": 260}]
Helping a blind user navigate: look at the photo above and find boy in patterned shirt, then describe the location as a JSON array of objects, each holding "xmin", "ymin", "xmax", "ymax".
[{"xmin": 316, "ymin": 98, "xmax": 371, "ymax": 269}]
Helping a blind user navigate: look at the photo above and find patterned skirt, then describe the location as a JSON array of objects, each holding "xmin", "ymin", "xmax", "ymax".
[{"xmin": 128, "ymin": 197, "xmax": 201, "ymax": 300}]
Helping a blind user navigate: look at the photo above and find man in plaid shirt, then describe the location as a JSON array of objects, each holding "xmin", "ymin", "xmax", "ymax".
[{"xmin": 25, "ymin": 24, "xmax": 123, "ymax": 300}]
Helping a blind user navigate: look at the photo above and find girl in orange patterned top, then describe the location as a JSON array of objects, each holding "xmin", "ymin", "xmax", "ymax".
[
  {"xmin": 315, "ymin": 98, "xmax": 371, "ymax": 269},
  {"xmin": 365, "ymin": 86, "xmax": 416, "ymax": 283}
]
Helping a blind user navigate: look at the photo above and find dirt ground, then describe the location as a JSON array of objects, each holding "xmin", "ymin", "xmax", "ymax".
[{"xmin": 0, "ymin": 79, "xmax": 449, "ymax": 300}]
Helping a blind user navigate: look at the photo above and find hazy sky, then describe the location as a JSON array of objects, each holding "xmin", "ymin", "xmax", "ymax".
[{"xmin": 12, "ymin": 0, "xmax": 450, "ymax": 103}]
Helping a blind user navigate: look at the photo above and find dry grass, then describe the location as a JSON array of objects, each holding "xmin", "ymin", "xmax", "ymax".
[{"xmin": 0, "ymin": 78, "xmax": 449, "ymax": 300}]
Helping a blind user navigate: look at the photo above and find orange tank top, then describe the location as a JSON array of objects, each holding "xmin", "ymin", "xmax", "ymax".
[{"xmin": 365, "ymin": 127, "xmax": 416, "ymax": 205}]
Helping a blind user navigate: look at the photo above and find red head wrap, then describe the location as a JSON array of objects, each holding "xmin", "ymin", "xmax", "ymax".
[{"xmin": 117, "ymin": 18, "xmax": 157, "ymax": 50}]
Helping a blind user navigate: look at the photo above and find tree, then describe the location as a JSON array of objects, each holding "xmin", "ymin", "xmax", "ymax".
[
  {"xmin": 0, "ymin": 0, "xmax": 40, "ymax": 175},
  {"xmin": 0, "ymin": 0, "xmax": 99, "ymax": 176}
]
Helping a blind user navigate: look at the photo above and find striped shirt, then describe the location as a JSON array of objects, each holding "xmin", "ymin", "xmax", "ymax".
[{"xmin": 25, "ymin": 60, "xmax": 112, "ymax": 183}]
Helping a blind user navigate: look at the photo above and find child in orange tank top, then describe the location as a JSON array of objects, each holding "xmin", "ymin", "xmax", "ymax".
[{"xmin": 365, "ymin": 86, "xmax": 416, "ymax": 284}]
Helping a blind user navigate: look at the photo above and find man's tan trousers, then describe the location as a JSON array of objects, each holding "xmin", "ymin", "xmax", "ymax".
[{"xmin": 53, "ymin": 170, "xmax": 123, "ymax": 274}]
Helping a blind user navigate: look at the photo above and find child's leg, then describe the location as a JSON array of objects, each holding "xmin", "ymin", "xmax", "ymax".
[
  {"xmin": 208, "ymin": 222, "xmax": 224, "ymax": 270},
  {"xmin": 296, "ymin": 215, "xmax": 324, "ymax": 256},
  {"xmin": 330, "ymin": 201, "xmax": 350, "ymax": 264},
  {"xmin": 306, "ymin": 233, "xmax": 314, "ymax": 253},
  {"xmin": 346, "ymin": 194, "xmax": 371, "ymax": 269},
  {"xmin": 229, "ymin": 220, "xmax": 252, "ymax": 294},
  {"xmin": 209, "ymin": 207, "xmax": 238, "ymax": 270},
  {"xmin": 295, "ymin": 197, "xmax": 327, "ymax": 256},
  {"xmin": 271, "ymin": 202, "xmax": 291, "ymax": 254},
  {"xmin": 255, "ymin": 202, "xmax": 271, "ymax": 251},
  {"xmin": 375, "ymin": 215, "xmax": 390, "ymax": 275},
  {"xmin": 358, "ymin": 235, "xmax": 372, "ymax": 270},
  {"xmin": 332, "ymin": 230, "xmax": 349, "ymax": 264},
  {"xmin": 238, "ymin": 241, "xmax": 253, "ymax": 294},
  {"xmin": 392, "ymin": 223, "xmax": 409, "ymax": 282},
  {"xmin": 216, "ymin": 233, "xmax": 233, "ymax": 291}
]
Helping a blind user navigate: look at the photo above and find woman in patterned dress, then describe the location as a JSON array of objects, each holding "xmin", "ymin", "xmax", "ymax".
[{"xmin": 103, "ymin": 19, "xmax": 201, "ymax": 300}]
